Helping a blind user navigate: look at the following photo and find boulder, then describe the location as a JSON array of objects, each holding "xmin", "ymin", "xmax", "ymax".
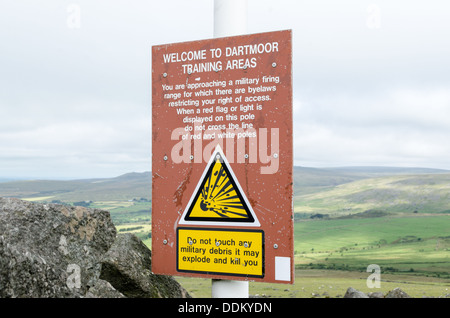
[
  {"xmin": 343, "ymin": 287, "xmax": 369, "ymax": 298},
  {"xmin": 85, "ymin": 279, "xmax": 125, "ymax": 298},
  {"xmin": 343, "ymin": 287, "xmax": 413, "ymax": 298},
  {"xmin": 368, "ymin": 291, "xmax": 385, "ymax": 298},
  {"xmin": 100, "ymin": 233, "xmax": 191, "ymax": 298},
  {"xmin": 0, "ymin": 198, "xmax": 116, "ymax": 297},
  {"xmin": 385, "ymin": 288, "xmax": 411, "ymax": 298},
  {"xmin": 0, "ymin": 198, "xmax": 189, "ymax": 298}
]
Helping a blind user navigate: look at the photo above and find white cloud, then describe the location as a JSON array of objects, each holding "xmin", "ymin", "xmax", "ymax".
[
  {"xmin": 293, "ymin": 87, "xmax": 450, "ymax": 168},
  {"xmin": 1, "ymin": 0, "xmax": 450, "ymax": 178},
  {"xmin": 0, "ymin": 97, "xmax": 151, "ymax": 178}
]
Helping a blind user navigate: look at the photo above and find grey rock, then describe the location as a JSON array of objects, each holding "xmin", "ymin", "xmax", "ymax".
[
  {"xmin": 343, "ymin": 287, "xmax": 369, "ymax": 298},
  {"xmin": 0, "ymin": 198, "xmax": 116, "ymax": 297},
  {"xmin": 100, "ymin": 233, "xmax": 190, "ymax": 298},
  {"xmin": 85, "ymin": 279, "xmax": 125, "ymax": 298},
  {"xmin": 368, "ymin": 291, "xmax": 385, "ymax": 298},
  {"xmin": 0, "ymin": 198, "xmax": 190, "ymax": 298},
  {"xmin": 385, "ymin": 287, "xmax": 411, "ymax": 298}
]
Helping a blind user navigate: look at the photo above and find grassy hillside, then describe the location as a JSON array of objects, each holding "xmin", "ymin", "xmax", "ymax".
[
  {"xmin": 0, "ymin": 172, "xmax": 152, "ymax": 202},
  {"xmin": 294, "ymin": 215, "xmax": 450, "ymax": 276},
  {"xmin": 295, "ymin": 173, "xmax": 450, "ymax": 217},
  {"xmin": 293, "ymin": 166, "xmax": 448, "ymax": 195}
]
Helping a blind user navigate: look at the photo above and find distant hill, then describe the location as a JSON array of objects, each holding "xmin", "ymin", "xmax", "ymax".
[
  {"xmin": 322, "ymin": 166, "xmax": 449, "ymax": 177},
  {"xmin": 294, "ymin": 168, "xmax": 450, "ymax": 217},
  {"xmin": 1, "ymin": 167, "xmax": 449, "ymax": 217},
  {"xmin": 0, "ymin": 172, "xmax": 152, "ymax": 202},
  {"xmin": 293, "ymin": 166, "xmax": 449, "ymax": 195}
]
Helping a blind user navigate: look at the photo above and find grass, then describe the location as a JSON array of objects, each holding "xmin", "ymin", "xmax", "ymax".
[
  {"xmin": 294, "ymin": 215, "xmax": 450, "ymax": 277},
  {"xmin": 22, "ymin": 196, "xmax": 55, "ymax": 202},
  {"xmin": 174, "ymin": 215, "xmax": 450, "ymax": 298},
  {"xmin": 90, "ymin": 200, "xmax": 136, "ymax": 210},
  {"xmin": 176, "ymin": 269, "xmax": 450, "ymax": 298},
  {"xmin": 116, "ymin": 223, "xmax": 152, "ymax": 233},
  {"xmin": 295, "ymin": 174, "xmax": 450, "ymax": 216},
  {"xmin": 89, "ymin": 200, "xmax": 151, "ymax": 225},
  {"xmin": 95, "ymin": 200, "xmax": 152, "ymax": 243},
  {"xmin": 294, "ymin": 215, "xmax": 449, "ymax": 251}
]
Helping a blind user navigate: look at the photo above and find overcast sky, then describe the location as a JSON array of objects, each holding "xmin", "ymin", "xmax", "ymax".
[{"xmin": 1, "ymin": 0, "xmax": 449, "ymax": 179}]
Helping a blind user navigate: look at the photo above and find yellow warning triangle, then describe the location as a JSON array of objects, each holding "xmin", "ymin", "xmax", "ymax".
[{"xmin": 179, "ymin": 146, "xmax": 260, "ymax": 227}]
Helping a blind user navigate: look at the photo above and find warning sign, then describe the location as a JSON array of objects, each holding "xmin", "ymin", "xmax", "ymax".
[
  {"xmin": 177, "ymin": 228, "xmax": 264, "ymax": 278},
  {"xmin": 179, "ymin": 145, "xmax": 260, "ymax": 226},
  {"xmin": 152, "ymin": 30, "xmax": 294, "ymax": 284}
]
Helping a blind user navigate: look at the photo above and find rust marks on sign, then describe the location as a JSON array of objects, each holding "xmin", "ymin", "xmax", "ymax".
[{"xmin": 173, "ymin": 166, "xmax": 193, "ymax": 207}]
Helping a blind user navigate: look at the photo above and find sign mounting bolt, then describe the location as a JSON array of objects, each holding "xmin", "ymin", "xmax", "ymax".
[
  {"xmin": 163, "ymin": 72, "xmax": 168, "ymax": 78},
  {"xmin": 273, "ymin": 153, "xmax": 279, "ymax": 159},
  {"xmin": 163, "ymin": 239, "xmax": 168, "ymax": 245},
  {"xmin": 163, "ymin": 155, "xmax": 168, "ymax": 161},
  {"xmin": 273, "ymin": 244, "xmax": 278, "ymax": 249},
  {"xmin": 272, "ymin": 62, "xmax": 277, "ymax": 68}
]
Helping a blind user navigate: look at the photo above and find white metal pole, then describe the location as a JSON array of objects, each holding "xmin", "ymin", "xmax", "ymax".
[
  {"xmin": 214, "ymin": 0, "xmax": 248, "ymax": 38},
  {"xmin": 212, "ymin": 0, "xmax": 249, "ymax": 299},
  {"xmin": 211, "ymin": 279, "xmax": 249, "ymax": 298}
]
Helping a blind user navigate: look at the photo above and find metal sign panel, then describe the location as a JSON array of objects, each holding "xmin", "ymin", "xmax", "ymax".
[{"xmin": 152, "ymin": 30, "xmax": 293, "ymax": 284}]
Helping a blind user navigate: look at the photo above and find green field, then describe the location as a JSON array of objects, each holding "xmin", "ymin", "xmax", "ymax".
[
  {"xmin": 176, "ymin": 269, "xmax": 450, "ymax": 298},
  {"xmin": 294, "ymin": 215, "xmax": 449, "ymax": 277},
  {"xmin": 176, "ymin": 215, "xmax": 449, "ymax": 298},
  {"xmin": 91, "ymin": 201, "xmax": 151, "ymax": 224}
]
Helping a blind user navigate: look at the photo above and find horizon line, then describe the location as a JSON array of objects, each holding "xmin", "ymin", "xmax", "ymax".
[{"xmin": 1, "ymin": 165, "xmax": 449, "ymax": 182}]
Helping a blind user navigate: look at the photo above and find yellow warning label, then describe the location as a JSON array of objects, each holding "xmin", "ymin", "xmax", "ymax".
[
  {"xmin": 181, "ymin": 147, "xmax": 259, "ymax": 225},
  {"xmin": 177, "ymin": 228, "xmax": 264, "ymax": 278}
]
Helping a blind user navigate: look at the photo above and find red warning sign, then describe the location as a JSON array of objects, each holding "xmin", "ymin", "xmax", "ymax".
[{"xmin": 152, "ymin": 30, "xmax": 293, "ymax": 284}]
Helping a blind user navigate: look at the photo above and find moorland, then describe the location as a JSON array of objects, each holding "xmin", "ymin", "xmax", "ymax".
[{"xmin": 1, "ymin": 166, "xmax": 449, "ymax": 297}]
